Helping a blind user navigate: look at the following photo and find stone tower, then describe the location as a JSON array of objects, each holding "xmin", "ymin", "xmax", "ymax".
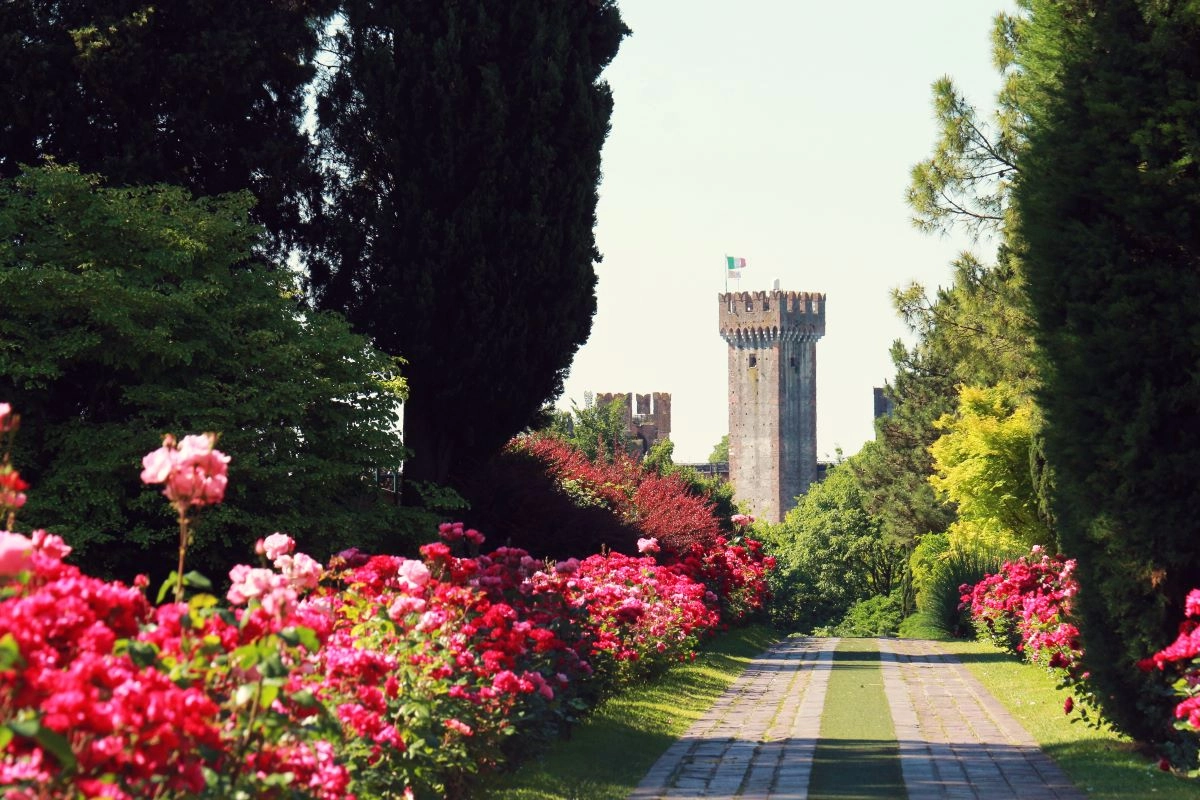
[{"xmin": 718, "ymin": 290, "xmax": 826, "ymax": 523}]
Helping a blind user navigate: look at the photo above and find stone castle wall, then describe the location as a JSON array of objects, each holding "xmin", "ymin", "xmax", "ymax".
[{"xmin": 593, "ymin": 391, "xmax": 671, "ymax": 457}]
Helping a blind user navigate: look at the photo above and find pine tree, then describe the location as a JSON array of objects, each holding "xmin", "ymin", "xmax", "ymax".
[
  {"xmin": 1016, "ymin": 0, "xmax": 1200, "ymax": 743},
  {"xmin": 309, "ymin": 1, "xmax": 628, "ymax": 487}
]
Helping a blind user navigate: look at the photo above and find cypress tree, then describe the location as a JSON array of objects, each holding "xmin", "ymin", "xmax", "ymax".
[
  {"xmin": 1016, "ymin": 0, "xmax": 1200, "ymax": 742},
  {"xmin": 309, "ymin": 1, "xmax": 629, "ymax": 487},
  {"xmin": 0, "ymin": 0, "xmax": 334, "ymax": 255}
]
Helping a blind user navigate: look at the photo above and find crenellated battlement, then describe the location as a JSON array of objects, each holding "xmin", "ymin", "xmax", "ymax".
[
  {"xmin": 592, "ymin": 391, "xmax": 671, "ymax": 457},
  {"xmin": 718, "ymin": 290, "xmax": 826, "ymax": 346}
]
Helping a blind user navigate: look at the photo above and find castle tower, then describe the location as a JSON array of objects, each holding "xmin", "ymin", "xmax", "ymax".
[{"xmin": 718, "ymin": 290, "xmax": 826, "ymax": 523}]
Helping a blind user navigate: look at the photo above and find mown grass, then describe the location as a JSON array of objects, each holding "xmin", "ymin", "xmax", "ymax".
[
  {"xmin": 807, "ymin": 638, "xmax": 905, "ymax": 799},
  {"xmin": 478, "ymin": 623, "xmax": 777, "ymax": 800},
  {"xmin": 934, "ymin": 637, "xmax": 1199, "ymax": 800}
]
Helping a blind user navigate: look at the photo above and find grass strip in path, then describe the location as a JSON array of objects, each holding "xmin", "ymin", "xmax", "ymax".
[
  {"xmin": 806, "ymin": 638, "xmax": 906, "ymax": 800},
  {"xmin": 481, "ymin": 623, "xmax": 777, "ymax": 800}
]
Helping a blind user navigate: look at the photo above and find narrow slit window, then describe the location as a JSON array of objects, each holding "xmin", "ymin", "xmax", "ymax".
[{"xmin": 748, "ymin": 354, "xmax": 757, "ymax": 368}]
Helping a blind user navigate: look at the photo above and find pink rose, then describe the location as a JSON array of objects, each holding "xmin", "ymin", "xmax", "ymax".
[
  {"xmin": 279, "ymin": 551, "xmax": 322, "ymax": 591},
  {"xmin": 396, "ymin": 559, "xmax": 431, "ymax": 590},
  {"xmin": 261, "ymin": 533, "xmax": 295, "ymax": 561},
  {"xmin": 30, "ymin": 529, "xmax": 72, "ymax": 560},
  {"xmin": 0, "ymin": 531, "xmax": 33, "ymax": 576},
  {"xmin": 141, "ymin": 436, "xmax": 178, "ymax": 484},
  {"xmin": 388, "ymin": 595, "xmax": 427, "ymax": 620},
  {"xmin": 1186, "ymin": 589, "xmax": 1200, "ymax": 619},
  {"xmin": 141, "ymin": 432, "xmax": 230, "ymax": 509}
]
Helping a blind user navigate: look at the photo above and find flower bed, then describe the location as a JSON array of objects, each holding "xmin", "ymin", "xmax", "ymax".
[
  {"xmin": 0, "ymin": 406, "xmax": 774, "ymax": 798},
  {"xmin": 961, "ymin": 546, "xmax": 1088, "ymax": 718}
]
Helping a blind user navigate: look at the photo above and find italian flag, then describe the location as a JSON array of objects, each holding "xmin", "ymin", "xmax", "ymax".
[{"xmin": 726, "ymin": 256, "xmax": 747, "ymax": 270}]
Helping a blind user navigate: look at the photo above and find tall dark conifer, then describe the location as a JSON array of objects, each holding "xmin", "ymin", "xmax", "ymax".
[
  {"xmin": 1016, "ymin": 0, "xmax": 1200, "ymax": 743},
  {"xmin": 309, "ymin": 1, "xmax": 629, "ymax": 486},
  {"xmin": 0, "ymin": 0, "xmax": 334, "ymax": 255}
]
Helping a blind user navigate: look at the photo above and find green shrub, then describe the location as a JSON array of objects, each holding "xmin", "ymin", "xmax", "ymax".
[
  {"xmin": 831, "ymin": 591, "xmax": 903, "ymax": 637},
  {"xmin": 917, "ymin": 549, "xmax": 1004, "ymax": 639}
]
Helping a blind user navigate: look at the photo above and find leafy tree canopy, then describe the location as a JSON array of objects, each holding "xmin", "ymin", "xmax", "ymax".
[
  {"xmin": 708, "ymin": 434, "xmax": 730, "ymax": 464},
  {"xmin": 546, "ymin": 396, "xmax": 637, "ymax": 462},
  {"xmin": 929, "ymin": 382, "xmax": 1051, "ymax": 553},
  {"xmin": 764, "ymin": 463, "xmax": 900, "ymax": 632},
  {"xmin": 0, "ymin": 165, "xmax": 411, "ymax": 580}
]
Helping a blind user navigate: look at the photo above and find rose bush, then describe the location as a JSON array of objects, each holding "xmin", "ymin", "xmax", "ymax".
[
  {"xmin": 1140, "ymin": 588, "xmax": 1200, "ymax": 770},
  {"xmin": 961, "ymin": 546, "xmax": 1097, "ymax": 722},
  {"xmin": 962, "ymin": 546, "xmax": 1081, "ymax": 671},
  {"xmin": 0, "ymin": 406, "xmax": 776, "ymax": 798}
]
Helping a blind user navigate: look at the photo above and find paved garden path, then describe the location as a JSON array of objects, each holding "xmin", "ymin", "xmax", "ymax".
[{"xmin": 628, "ymin": 637, "xmax": 1087, "ymax": 800}]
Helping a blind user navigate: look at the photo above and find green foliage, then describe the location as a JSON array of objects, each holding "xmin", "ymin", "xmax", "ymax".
[
  {"xmin": 824, "ymin": 591, "xmax": 903, "ymax": 638},
  {"xmin": 905, "ymin": 76, "xmax": 1018, "ymax": 238},
  {"xmin": 309, "ymin": 1, "xmax": 629, "ymax": 488},
  {"xmin": 850, "ymin": 378, "xmax": 955, "ymax": 556},
  {"xmin": 547, "ymin": 397, "xmax": 637, "ymax": 462},
  {"xmin": 929, "ymin": 382, "xmax": 1052, "ymax": 552},
  {"xmin": 764, "ymin": 464, "xmax": 901, "ymax": 632},
  {"xmin": 1015, "ymin": 0, "xmax": 1200, "ymax": 746},
  {"xmin": 0, "ymin": 165, "xmax": 412, "ymax": 580},
  {"xmin": 0, "ymin": 0, "xmax": 334, "ymax": 256},
  {"xmin": 917, "ymin": 549, "xmax": 1005, "ymax": 640},
  {"xmin": 708, "ymin": 435, "xmax": 729, "ymax": 464},
  {"xmin": 898, "ymin": 611, "xmax": 955, "ymax": 641},
  {"xmin": 483, "ymin": 625, "xmax": 777, "ymax": 800}
]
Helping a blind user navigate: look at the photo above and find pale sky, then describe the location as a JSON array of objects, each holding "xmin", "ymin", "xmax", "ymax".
[{"xmin": 559, "ymin": 1, "xmax": 1013, "ymax": 463}]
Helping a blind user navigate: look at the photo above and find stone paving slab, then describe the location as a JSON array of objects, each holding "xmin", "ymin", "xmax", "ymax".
[
  {"xmin": 879, "ymin": 638, "xmax": 1087, "ymax": 800},
  {"xmin": 630, "ymin": 637, "xmax": 1088, "ymax": 800},
  {"xmin": 628, "ymin": 637, "xmax": 838, "ymax": 800}
]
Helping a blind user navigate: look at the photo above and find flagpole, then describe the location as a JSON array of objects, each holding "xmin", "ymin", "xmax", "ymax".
[{"xmin": 724, "ymin": 255, "xmax": 728, "ymax": 294}]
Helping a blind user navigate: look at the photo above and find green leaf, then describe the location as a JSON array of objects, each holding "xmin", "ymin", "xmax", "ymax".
[
  {"xmin": 7, "ymin": 717, "xmax": 39, "ymax": 738},
  {"xmin": 279, "ymin": 625, "xmax": 321, "ymax": 653},
  {"xmin": 183, "ymin": 571, "xmax": 213, "ymax": 590},
  {"xmin": 0, "ymin": 633, "xmax": 23, "ymax": 671},
  {"xmin": 259, "ymin": 682, "xmax": 280, "ymax": 709},
  {"xmin": 126, "ymin": 640, "xmax": 159, "ymax": 669},
  {"xmin": 230, "ymin": 644, "xmax": 260, "ymax": 670},
  {"xmin": 156, "ymin": 572, "xmax": 179, "ymax": 605},
  {"xmin": 33, "ymin": 727, "xmax": 76, "ymax": 769}
]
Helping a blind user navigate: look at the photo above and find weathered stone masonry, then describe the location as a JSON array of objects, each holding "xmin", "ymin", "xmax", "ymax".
[
  {"xmin": 593, "ymin": 391, "xmax": 672, "ymax": 457},
  {"xmin": 718, "ymin": 290, "xmax": 825, "ymax": 523}
]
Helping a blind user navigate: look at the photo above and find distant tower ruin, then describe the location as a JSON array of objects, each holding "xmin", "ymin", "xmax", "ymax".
[
  {"xmin": 593, "ymin": 391, "xmax": 672, "ymax": 457},
  {"xmin": 718, "ymin": 290, "xmax": 826, "ymax": 523}
]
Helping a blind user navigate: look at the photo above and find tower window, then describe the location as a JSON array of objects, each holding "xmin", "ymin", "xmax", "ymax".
[
  {"xmin": 748, "ymin": 355, "xmax": 757, "ymax": 368},
  {"xmin": 790, "ymin": 357, "xmax": 797, "ymax": 370}
]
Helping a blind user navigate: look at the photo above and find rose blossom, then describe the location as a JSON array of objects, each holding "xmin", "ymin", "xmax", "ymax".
[
  {"xmin": 259, "ymin": 532, "xmax": 294, "ymax": 561},
  {"xmin": 0, "ymin": 530, "xmax": 34, "ymax": 576}
]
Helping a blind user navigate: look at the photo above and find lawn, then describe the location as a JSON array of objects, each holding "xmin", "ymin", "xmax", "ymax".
[
  {"xmin": 479, "ymin": 624, "xmax": 777, "ymax": 799},
  {"xmin": 936, "ymin": 637, "xmax": 1199, "ymax": 799}
]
